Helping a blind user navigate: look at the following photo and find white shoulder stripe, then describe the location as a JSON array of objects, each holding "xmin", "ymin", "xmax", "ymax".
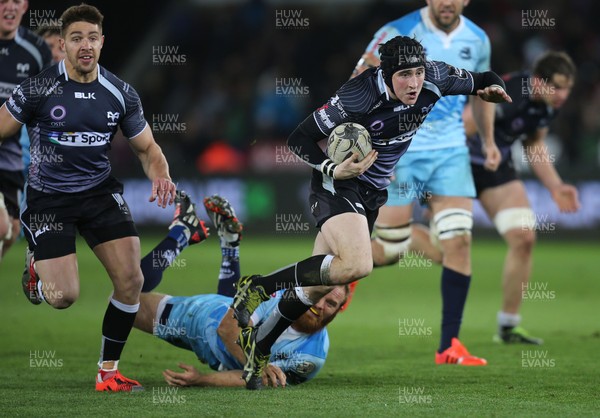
[
  {"xmin": 98, "ymin": 69, "xmax": 126, "ymax": 112},
  {"xmin": 422, "ymin": 80, "xmax": 441, "ymax": 98},
  {"xmin": 58, "ymin": 59, "xmax": 68, "ymax": 80},
  {"xmin": 14, "ymin": 31, "xmax": 43, "ymax": 70}
]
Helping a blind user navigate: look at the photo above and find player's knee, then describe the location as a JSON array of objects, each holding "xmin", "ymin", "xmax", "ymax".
[
  {"xmin": 509, "ymin": 228, "xmax": 536, "ymax": 255},
  {"xmin": 494, "ymin": 208, "xmax": 537, "ymax": 256},
  {"xmin": 47, "ymin": 288, "xmax": 79, "ymax": 309},
  {"xmin": 518, "ymin": 230, "xmax": 536, "ymax": 253},
  {"xmin": 373, "ymin": 223, "xmax": 412, "ymax": 266},
  {"xmin": 433, "ymin": 208, "xmax": 473, "ymax": 250},
  {"xmin": 348, "ymin": 257, "xmax": 373, "ymax": 281},
  {"xmin": 116, "ymin": 268, "xmax": 144, "ymax": 296}
]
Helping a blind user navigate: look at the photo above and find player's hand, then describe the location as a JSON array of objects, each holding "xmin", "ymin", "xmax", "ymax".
[
  {"xmin": 149, "ymin": 177, "xmax": 176, "ymax": 208},
  {"xmin": 477, "ymin": 85, "xmax": 512, "ymax": 103},
  {"xmin": 262, "ymin": 364, "xmax": 287, "ymax": 388},
  {"xmin": 333, "ymin": 150, "xmax": 378, "ymax": 180},
  {"xmin": 163, "ymin": 363, "xmax": 202, "ymax": 386},
  {"xmin": 482, "ymin": 142, "xmax": 501, "ymax": 171},
  {"xmin": 550, "ymin": 184, "xmax": 580, "ymax": 213}
]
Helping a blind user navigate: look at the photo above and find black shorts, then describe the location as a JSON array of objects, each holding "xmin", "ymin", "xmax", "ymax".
[
  {"xmin": 0, "ymin": 169, "xmax": 25, "ymax": 219},
  {"xmin": 309, "ymin": 170, "xmax": 388, "ymax": 234},
  {"xmin": 21, "ymin": 176, "xmax": 138, "ymax": 260},
  {"xmin": 471, "ymin": 159, "xmax": 518, "ymax": 197}
]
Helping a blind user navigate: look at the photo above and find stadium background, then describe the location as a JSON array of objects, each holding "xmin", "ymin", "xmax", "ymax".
[{"xmin": 26, "ymin": 0, "xmax": 600, "ymax": 235}]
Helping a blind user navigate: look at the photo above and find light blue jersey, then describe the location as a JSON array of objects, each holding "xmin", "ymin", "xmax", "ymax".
[
  {"xmin": 156, "ymin": 291, "xmax": 328, "ymax": 385},
  {"xmin": 365, "ymin": 7, "xmax": 490, "ymax": 151}
]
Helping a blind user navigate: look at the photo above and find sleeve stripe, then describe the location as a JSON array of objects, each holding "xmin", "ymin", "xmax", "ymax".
[
  {"xmin": 128, "ymin": 121, "xmax": 148, "ymax": 140},
  {"xmin": 3, "ymin": 103, "xmax": 26, "ymax": 125},
  {"xmin": 468, "ymin": 71, "xmax": 475, "ymax": 94},
  {"xmin": 312, "ymin": 112, "xmax": 328, "ymax": 136}
]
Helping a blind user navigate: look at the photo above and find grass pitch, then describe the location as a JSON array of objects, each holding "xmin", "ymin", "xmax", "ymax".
[{"xmin": 0, "ymin": 235, "xmax": 598, "ymax": 417}]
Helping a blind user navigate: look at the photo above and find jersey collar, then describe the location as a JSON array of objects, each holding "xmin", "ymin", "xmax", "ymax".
[
  {"xmin": 58, "ymin": 60, "xmax": 100, "ymax": 83},
  {"xmin": 420, "ymin": 7, "xmax": 465, "ymax": 49}
]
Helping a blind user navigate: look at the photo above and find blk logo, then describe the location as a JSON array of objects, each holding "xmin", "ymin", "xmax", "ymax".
[{"xmin": 74, "ymin": 92, "xmax": 95, "ymax": 99}]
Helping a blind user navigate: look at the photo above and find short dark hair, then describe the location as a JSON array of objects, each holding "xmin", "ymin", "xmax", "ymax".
[
  {"xmin": 36, "ymin": 25, "xmax": 61, "ymax": 38},
  {"xmin": 60, "ymin": 3, "xmax": 104, "ymax": 37},
  {"xmin": 533, "ymin": 51, "xmax": 576, "ymax": 81}
]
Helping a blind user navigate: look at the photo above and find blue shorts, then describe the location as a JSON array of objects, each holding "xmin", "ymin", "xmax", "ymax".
[{"xmin": 387, "ymin": 146, "xmax": 476, "ymax": 206}]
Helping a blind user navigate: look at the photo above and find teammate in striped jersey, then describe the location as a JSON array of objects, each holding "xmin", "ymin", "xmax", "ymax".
[{"xmin": 0, "ymin": 4, "xmax": 176, "ymax": 392}]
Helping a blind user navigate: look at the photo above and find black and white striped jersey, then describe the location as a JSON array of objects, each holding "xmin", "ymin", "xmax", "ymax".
[
  {"xmin": 292, "ymin": 61, "xmax": 483, "ymax": 190},
  {"xmin": 5, "ymin": 61, "xmax": 147, "ymax": 193}
]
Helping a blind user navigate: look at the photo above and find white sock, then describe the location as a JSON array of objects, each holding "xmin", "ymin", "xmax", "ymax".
[{"xmin": 497, "ymin": 311, "xmax": 521, "ymax": 328}]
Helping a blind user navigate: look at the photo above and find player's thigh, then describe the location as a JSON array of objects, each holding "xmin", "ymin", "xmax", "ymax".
[
  {"xmin": 93, "ymin": 235, "xmax": 143, "ymax": 288},
  {"xmin": 429, "ymin": 195, "xmax": 473, "ymax": 213},
  {"xmin": 376, "ymin": 204, "xmax": 413, "ymax": 227},
  {"xmin": 478, "ymin": 180, "xmax": 530, "ymax": 219},
  {"xmin": 21, "ymin": 199, "xmax": 80, "ymax": 297},
  {"xmin": 312, "ymin": 231, "xmax": 331, "ymax": 255},
  {"xmin": 320, "ymin": 212, "xmax": 372, "ymax": 261}
]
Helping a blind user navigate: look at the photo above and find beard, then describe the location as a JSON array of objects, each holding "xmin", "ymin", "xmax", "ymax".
[
  {"xmin": 433, "ymin": 9, "xmax": 460, "ymax": 30},
  {"xmin": 291, "ymin": 310, "xmax": 338, "ymax": 334}
]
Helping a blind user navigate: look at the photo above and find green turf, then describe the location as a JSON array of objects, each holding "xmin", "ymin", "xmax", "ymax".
[{"xmin": 1, "ymin": 235, "xmax": 599, "ymax": 417}]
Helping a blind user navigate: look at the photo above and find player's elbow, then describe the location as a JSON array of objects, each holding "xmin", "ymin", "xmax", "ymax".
[{"xmin": 287, "ymin": 125, "xmax": 304, "ymax": 151}]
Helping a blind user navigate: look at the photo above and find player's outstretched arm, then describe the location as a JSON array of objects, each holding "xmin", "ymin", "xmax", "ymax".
[
  {"xmin": 0, "ymin": 104, "xmax": 23, "ymax": 142},
  {"xmin": 163, "ymin": 363, "xmax": 287, "ymax": 388},
  {"xmin": 524, "ymin": 128, "xmax": 580, "ymax": 213},
  {"xmin": 129, "ymin": 125, "xmax": 176, "ymax": 208},
  {"xmin": 471, "ymin": 71, "xmax": 512, "ymax": 103}
]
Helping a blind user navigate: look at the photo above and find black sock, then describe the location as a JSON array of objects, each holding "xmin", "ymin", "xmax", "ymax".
[
  {"xmin": 217, "ymin": 247, "xmax": 240, "ymax": 297},
  {"xmin": 140, "ymin": 226, "xmax": 187, "ymax": 292},
  {"xmin": 439, "ymin": 267, "xmax": 471, "ymax": 352},
  {"xmin": 256, "ymin": 289, "xmax": 310, "ymax": 354},
  {"xmin": 253, "ymin": 255, "xmax": 329, "ymax": 294},
  {"xmin": 100, "ymin": 298, "xmax": 139, "ymax": 362}
]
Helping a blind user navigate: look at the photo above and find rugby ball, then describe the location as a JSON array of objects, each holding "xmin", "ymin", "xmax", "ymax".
[{"xmin": 326, "ymin": 122, "xmax": 372, "ymax": 164}]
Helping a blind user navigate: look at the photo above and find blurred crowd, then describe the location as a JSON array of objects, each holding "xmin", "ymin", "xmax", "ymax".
[{"xmin": 97, "ymin": 0, "xmax": 599, "ymax": 179}]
